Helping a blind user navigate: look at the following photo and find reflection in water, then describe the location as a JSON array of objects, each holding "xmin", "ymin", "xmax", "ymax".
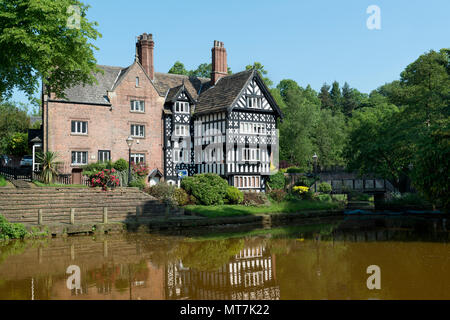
[{"xmin": 0, "ymin": 216, "xmax": 449, "ymax": 300}]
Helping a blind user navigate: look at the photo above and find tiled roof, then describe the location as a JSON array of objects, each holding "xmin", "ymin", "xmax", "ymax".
[
  {"xmin": 153, "ymin": 72, "xmax": 210, "ymax": 99},
  {"xmin": 52, "ymin": 65, "xmax": 123, "ymax": 105},
  {"xmin": 195, "ymin": 69, "xmax": 254, "ymax": 115}
]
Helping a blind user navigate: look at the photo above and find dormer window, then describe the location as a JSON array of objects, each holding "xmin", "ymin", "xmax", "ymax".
[
  {"xmin": 246, "ymin": 96, "xmax": 262, "ymax": 109},
  {"xmin": 175, "ymin": 101, "xmax": 189, "ymax": 114}
]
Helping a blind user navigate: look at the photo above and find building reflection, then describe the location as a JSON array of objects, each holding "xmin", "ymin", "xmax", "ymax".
[{"xmin": 166, "ymin": 245, "xmax": 280, "ymax": 300}]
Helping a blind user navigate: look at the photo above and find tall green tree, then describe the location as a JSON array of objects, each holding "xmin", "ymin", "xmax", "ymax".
[
  {"xmin": 318, "ymin": 83, "xmax": 334, "ymax": 110},
  {"xmin": 330, "ymin": 81, "xmax": 342, "ymax": 113},
  {"xmin": 0, "ymin": 101, "xmax": 31, "ymax": 154},
  {"xmin": 168, "ymin": 61, "xmax": 189, "ymax": 75},
  {"xmin": 246, "ymin": 62, "xmax": 273, "ymax": 87},
  {"xmin": 341, "ymin": 82, "xmax": 358, "ymax": 116},
  {"xmin": 0, "ymin": 0, "xmax": 101, "ymax": 100}
]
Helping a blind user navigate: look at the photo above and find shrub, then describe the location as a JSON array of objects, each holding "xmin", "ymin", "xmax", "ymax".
[
  {"xmin": 269, "ymin": 189, "xmax": 287, "ymax": 203},
  {"xmin": 174, "ymin": 188, "xmax": 189, "ymax": 206},
  {"xmin": 129, "ymin": 177, "xmax": 146, "ymax": 190},
  {"xmin": 267, "ymin": 172, "xmax": 286, "ymax": 190},
  {"xmin": 317, "ymin": 194, "xmax": 332, "ymax": 202},
  {"xmin": 0, "ymin": 215, "xmax": 28, "ymax": 240},
  {"xmin": 89, "ymin": 169, "xmax": 120, "ymax": 191},
  {"xmin": 318, "ymin": 182, "xmax": 332, "ymax": 194},
  {"xmin": 348, "ymin": 191, "xmax": 371, "ymax": 201},
  {"xmin": 113, "ymin": 158, "xmax": 128, "ymax": 172},
  {"xmin": 181, "ymin": 174, "xmax": 228, "ymax": 205},
  {"xmin": 145, "ymin": 182, "xmax": 177, "ymax": 205},
  {"xmin": 225, "ymin": 186, "xmax": 244, "ymax": 204},
  {"xmin": 131, "ymin": 162, "xmax": 150, "ymax": 177},
  {"xmin": 242, "ymin": 192, "xmax": 270, "ymax": 206}
]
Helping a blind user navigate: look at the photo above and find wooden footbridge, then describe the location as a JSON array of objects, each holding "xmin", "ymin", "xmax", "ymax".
[{"xmin": 311, "ymin": 178, "xmax": 395, "ymax": 194}]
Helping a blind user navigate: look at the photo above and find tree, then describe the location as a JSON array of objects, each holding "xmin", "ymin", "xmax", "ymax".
[
  {"xmin": 168, "ymin": 61, "xmax": 189, "ymax": 75},
  {"xmin": 188, "ymin": 63, "xmax": 232, "ymax": 78},
  {"xmin": 318, "ymin": 83, "xmax": 334, "ymax": 110},
  {"xmin": 330, "ymin": 81, "xmax": 342, "ymax": 113},
  {"xmin": 246, "ymin": 62, "xmax": 273, "ymax": 87},
  {"xmin": 4, "ymin": 132, "xmax": 30, "ymax": 156},
  {"xmin": 0, "ymin": 102, "xmax": 31, "ymax": 154},
  {"xmin": 36, "ymin": 151, "xmax": 62, "ymax": 184},
  {"xmin": 341, "ymin": 82, "xmax": 358, "ymax": 116},
  {"xmin": 0, "ymin": 0, "xmax": 102, "ymax": 100}
]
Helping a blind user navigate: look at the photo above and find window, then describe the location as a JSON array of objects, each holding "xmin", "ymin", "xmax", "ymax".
[
  {"xmin": 98, "ymin": 150, "xmax": 111, "ymax": 163},
  {"xmin": 72, "ymin": 151, "xmax": 87, "ymax": 165},
  {"xmin": 71, "ymin": 121, "xmax": 88, "ymax": 134},
  {"xmin": 174, "ymin": 101, "xmax": 189, "ymax": 114},
  {"xmin": 136, "ymin": 77, "xmax": 140, "ymax": 87},
  {"xmin": 242, "ymin": 148, "xmax": 260, "ymax": 161},
  {"xmin": 173, "ymin": 149, "xmax": 188, "ymax": 163},
  {"xmin": 131, "ymin": 153, "xmax": 145, "ymax": 164},
  {"xmin": 131, "ymin": 124, "xmax": 145, "ymax": 138},
  {"xmin": 131, "ymin": 100, "xmax": 145, "ymax": 112},
  {"xmin": 234, "ymin": 176, "xmax": 261, "ymax": 189},
  {"xmin": 239, "ymin": 122, "xmax": 266, "ymax": 135},
  {"xmin": 246, "ymin": 96, "xmax": 262, "ymax": 109},
  {"xmin": 175, "ymin": 124, "xmax": 189, "ymax": 137}
]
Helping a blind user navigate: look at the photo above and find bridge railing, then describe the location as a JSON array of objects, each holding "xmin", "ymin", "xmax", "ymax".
[{"xmin": 311, "ymin": 179, "xmax": 395, "ymax": 194}]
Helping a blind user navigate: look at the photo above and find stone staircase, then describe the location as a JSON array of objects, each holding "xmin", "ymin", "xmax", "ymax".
[{"xmin": 0, "ymin": 187, "xmax": 176, "ymax": 225}]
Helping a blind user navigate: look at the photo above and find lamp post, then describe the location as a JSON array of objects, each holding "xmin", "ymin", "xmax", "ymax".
[
  {"xmin": 312, "ymin": 153, "xmax": 318, "ymax": 176},
  {"xmin": 126, "ymin": 136, "xmax": 134, "ymax": 186}
]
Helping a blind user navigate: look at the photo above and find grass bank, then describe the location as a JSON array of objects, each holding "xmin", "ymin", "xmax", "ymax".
[
  {"xmin": 184, "ymin": 199, "xmax": 343, "ymax": 218},
  {"xmin": 32, "ymin": 181, "xmax": 88, "ymax": 188},
  {"xmin": 0, "ymin": 175, "xmax": 6, "ymax": 187}
]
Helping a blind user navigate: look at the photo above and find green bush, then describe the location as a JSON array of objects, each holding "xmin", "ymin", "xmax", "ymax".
[
  {"xmin": 145, "ymin": 182, "xmax": 177, "ymax": 205},
  {"xmin": 225, "ymin": 186, "xmax": 244, "ymax": 204},
  {"xmin": 0, "ymin": 215, "xmax": 28, "ymax": 240},
  {"xmin": 318, "ymin": 182, "xmax": 332, "ymax": 194},
  {"xmin": 267, "ymin": 172, "xmax": 286, "ymax": 190},
  {"xmin": 181, "ymin": 174, "xmax": 228, "ymax": 205},
  {"xmin": 129, "ymin": 177, "xmax": 146, "ymax": 189},
  {"xmin": 317, "ymin": 194, "xmax": 332, "ymax": 202},
  {"xmin": 174, "ymin": 188, "xmax": 189, "ymax": 206},
  {"xmin": 242, "ymin": 192, "xmax": 270, "ymax": 206},
  {"xmin": 269, "ymin": 189, "xmax": 287, "ymax": 203},
  {"xmin": 113, "ymin": 158, "xmax": 128, "ymax": 172}
]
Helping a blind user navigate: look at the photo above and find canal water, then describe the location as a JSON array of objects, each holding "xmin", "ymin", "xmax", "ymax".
[{"xmin": 0, "ymin": 216, "xmax": 449, "ymax": 300}]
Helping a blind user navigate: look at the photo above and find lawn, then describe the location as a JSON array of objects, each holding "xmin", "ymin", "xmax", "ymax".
[
  {"xmin": 32, "ymin": 181, "xmax": 88, "ymax": 188},
  {"xmin": 0, "ymin": 175, "xmax": 7, "ymax": 187},
  {"xmin": 184, "ymin": 199, "xmax": 343, "ymax": 218}
]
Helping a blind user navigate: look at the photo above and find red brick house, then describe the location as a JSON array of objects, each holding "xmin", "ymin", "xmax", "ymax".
[{"xmin": 40, "ymin": 33, "xmax": 282, "ymax": 190}]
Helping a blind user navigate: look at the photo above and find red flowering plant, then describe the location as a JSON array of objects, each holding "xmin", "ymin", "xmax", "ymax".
[
  {"xmin": 131, "ymin": 162, "xmax": 150, "ymax": 177},
  {"xmin": 89, "ymin": 168, "xmax": 120, "ymax": 191}
]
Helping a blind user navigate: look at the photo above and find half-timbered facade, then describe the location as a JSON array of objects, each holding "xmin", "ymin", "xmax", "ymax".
[{"xmin": 41, "ymin": 34, "xmax": 282, "ymax": 190}]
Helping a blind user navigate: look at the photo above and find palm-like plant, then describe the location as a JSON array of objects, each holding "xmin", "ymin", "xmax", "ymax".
[{"xmin": 36, "ymin": 151, "xmax": 62, "ymax": 184}]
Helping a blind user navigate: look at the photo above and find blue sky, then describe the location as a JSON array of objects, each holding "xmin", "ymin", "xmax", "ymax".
[{"xmin": 12, "ymin": 0, "xmax": 450, "ymax": 105}]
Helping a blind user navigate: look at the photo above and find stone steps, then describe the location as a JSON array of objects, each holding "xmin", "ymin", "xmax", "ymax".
[{"xmin": 0, "ymin": 187, "xmax": 174, "ymax": 224}]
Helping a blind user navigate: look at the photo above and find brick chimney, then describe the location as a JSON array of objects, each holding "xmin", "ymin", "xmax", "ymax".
[
  {"xmin": 136, "ymin": 33, "xmax": 154, "ymax": 80},
  {"xmin": 211, "ymin": 40, "xmax": 227, "ymax": 85}
]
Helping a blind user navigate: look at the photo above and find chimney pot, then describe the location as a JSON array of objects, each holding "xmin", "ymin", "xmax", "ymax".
[
  {"xmin": 136, "ymin": 33, "xmax": 155, "ymax": 80},
  {"xmin": 211, "ymin": 40, "xmax": 227, "ymax": 85}
]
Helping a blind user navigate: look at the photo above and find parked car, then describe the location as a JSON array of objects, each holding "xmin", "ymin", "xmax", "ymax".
[
  {"xmin": 0, "ymin": 155, "xmax": 11, "ymax": 166},
  {"xmin": 20, "ymin": 155, "xmax": 33, "ymax": 167}
]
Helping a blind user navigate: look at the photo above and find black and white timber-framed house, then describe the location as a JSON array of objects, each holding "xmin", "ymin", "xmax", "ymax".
[{"xmin": 163, "ymin": 40, "xmax": 283, "ymax": 192}]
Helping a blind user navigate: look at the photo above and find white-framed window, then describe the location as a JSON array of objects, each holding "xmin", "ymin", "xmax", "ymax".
[
  {"xmin": 239, "ymin": 122, "xmax": 266, "ymax": 135},
  {"xmin": 71, "ymin": 151, "xmax": 87, "ymax": 165},
  {"xmin": 173, "ymin": 149, "xmax": 189, "ymax": 163},
  {"xmin": 242, "ymin": 148, "xmax": 261, "ymax": 161},
  {"xmin": 98, "ymin": 150, "xmax": 111, "ymax": 163},
  {"xmin": 234, "ymin": 176, "xmax": 261, "ymax": 189},
  {"xmin": 130, "ymin": 100, "xmax": 145, "ymax": 112},
  {"xmin": 246, "ymin": 96, "xmax": 262, "ymax": 109},
  {"xmin": 175, "ymin": 124, "xmax": 189, "ymax": 137},
  {"xmin": 136, "ymin": 77, "xmax": 140, "ymax": 87},
  {"xmin": 71, "ymin": 121, "xmax": 88, "ymax": 134},
  {"xmin": 131, "ymin": 124, "xmax": 145, "ymax": 138},
  {"xmin": 175, "ymin": 101, "xmax": 189, "ymax": 114},
  {"xmin": 131, "ymin": 153, "xmax": 145, "ymax": 164}
]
